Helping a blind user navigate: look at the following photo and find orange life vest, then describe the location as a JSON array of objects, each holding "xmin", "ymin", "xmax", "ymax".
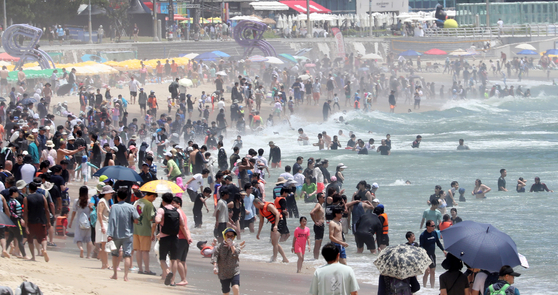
[
  {"xmin": 260, "ymin": 202, "xmax": 276, "ymax": 224},
  {"xmin": 56, "ymin": 216, "xmax": 67, "ymax": 236},
  {"xmin": 274, "ymin": 196, "xmax": 285, "ymax": 213},
  {"xmin": 200, "ymin": 246, "xmax": 214, "ymax": 258},
  {"xmin": 379, "ymin": 213, "xmax": 388, "ymax": 234}
]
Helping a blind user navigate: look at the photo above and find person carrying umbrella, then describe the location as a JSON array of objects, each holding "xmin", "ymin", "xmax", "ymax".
[{"xmin": 420, "ymin": 219, "xmax": 446, "ymax": 288}]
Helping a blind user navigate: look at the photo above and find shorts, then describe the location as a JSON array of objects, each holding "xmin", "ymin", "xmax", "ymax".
[
  {"xmin": 139, "ymin": 104, "xmax": 146, "ymax": 110},
  {"xmin": 243, "ymin": 217, "xmax": 255, "ymax": 228},
  {"xmin": 0, "ymin": 79, "xmax": 7, "ymax": 85},
  {"xmin": 220, "ymin": 274, "xmax": 240, "ymax": 293},
  {"xmin": 271, "ymin": 161, "xmax": 281, "ymax": 168},
  {"xmin": 334, "ymin": 243, "xmax": 347, "ymax": 259},
  {"xmin": 355, "ymin": 233, "xmax": 375, "ymax": 250},
  {"xmin": 130, "ymin": 91, "xmax": 137, "ymax": 97},
  {"xmin": 317, "ymin": 182, "xmax": 325, "ymax": 193},
  {"xmin": 133, "ymin": 234, "xmax": 152, "ymax": 251},
  {"xmin": 58, "ymin": 36, "xmax": 64, "ymax": 40},
  {"xmin": 0, "ymin": 228, "xmax": 4, "ymax": 239},
  {"xmin": 314, "ymin": 224, "xmax": 324, "ymax": 240},
  {"xmin": 377, "ymin": 234, "xmax": 389, "ymax": 246},
  {"xmin": 294, "ymin": 243, "xmax": 306, "ymax": 254},
  {"xmin": 313, "ymin": 92, "xmax": 320, "ymax": 100},
  {"xmin": 27, "ymin": 223, "xmax": 47, "ymax": 243},
  {"xmin": 414, "ymin": 99, "xmax": 421, "ymax": 106},
  {"xmin": 214, "ymin": 222, "xmax": 227, "ymax": 239},
  {"xmin": 112, "ymin": 236, "xmax": 133, "ymax": 257},
  {"xmin": 159, "ymin": 235, "xmax": 179, "ymax": 261},
  {"xmin": 428, "ymin": 254, "xmax": 436, "ymax": 268},
  {"xmin": 275, "ymin": 219, "xmax": 289, "ymax": 235},
  {"xmin": 177, "ymin": 239, "xmax": 190, "ymax": 262}
]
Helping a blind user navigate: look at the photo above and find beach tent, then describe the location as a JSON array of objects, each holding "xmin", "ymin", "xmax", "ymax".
[
  {"xmin": 424, "ymin": 48, "xmax": 447, "ymax": 55},
  {"xmin": 399, "ymin": 50, "xmax": 421, "ymax": 56}
]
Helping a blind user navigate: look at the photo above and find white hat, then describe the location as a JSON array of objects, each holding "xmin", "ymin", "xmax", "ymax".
[
  {"xmin": 67, "ymin": 135, "xmax": 75, "ymax": 140},
  {"xmin": 110, "ymin": 146, "xmax": 118, "ymax": 152},
  {"xmin": 372, "ymin": 183, "xmax": 379, "ymax": 188},
  {"xmin": 32, "ymin": 128, "xmax": 39, "ymax": 133},
  {"xmin": 164, "ymin": 151, "xmax": 173, "ymax": 157},
  {"xmin": 33, "ymin": 114, "xmax": 39, "ymax": 119},
  {"xmin": 187, "ymin": 147, "xmax": 193, "ymax": 151},
  {"xmin": 337, "ymin": 163, "xmax": 347, "ymax": 169},
  {"xmin": 372, "ymin": 198, "xmax": 380, "ymax": 203}
]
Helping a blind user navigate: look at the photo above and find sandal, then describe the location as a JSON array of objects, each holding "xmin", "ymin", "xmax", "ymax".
[
  {"xmin": 143, "ymin": 270, "xmax": 156, "ymax": 275},
  {"xmin": 164, "ymin": 272, "xmax": 173, "ymax": 286}
]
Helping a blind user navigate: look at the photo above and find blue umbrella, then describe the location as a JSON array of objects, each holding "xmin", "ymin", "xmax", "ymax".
[
  {"xmin": 194, "ymin": 52, "xmax": 220, "ymax": 61},
  {"xmin": 92, "ymin": 165, "xmax": 143, "ymax": 182},
  {"xmin": 545, "ymin": 49, "xmax": 558, "ymax": 55},
  {"xmin": 212, "ymin": 51, "xmax": 230, "ymax": 58},
  {"xmin": 516, "ymin": 50, "xmax": 538, "ymax": 55},
  {"xmin": 81, "ymin": 54, "xmax": 107, "ymax": 63},
  {"xmin": 20, "ymin": 97, "xmax": 38, "ymax": 105},
  {"xmin": 399, "ymin": 50, "xmax": 422, "ymax": 56},
  {"xmin": 441, "ymin": 221, "xmax": 521, "ymax": 272}
]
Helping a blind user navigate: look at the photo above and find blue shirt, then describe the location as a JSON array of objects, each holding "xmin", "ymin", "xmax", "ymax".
[
  {"xmin": 107, "ymin": 201, "xmax": 139, "ymax": 240},
  {"xmin": 244, "ymin": 194, "xmax": 256, "ymax": 220}
]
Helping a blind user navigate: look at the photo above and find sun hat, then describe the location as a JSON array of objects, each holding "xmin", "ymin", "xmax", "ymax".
[
  {"xmin": 16, "ymin": 180, "xmax": 27, "ymax": 190},
  {"xmin": 45, "ymin": 140, "xmax": 54, "ymax": 148},
  {"xmin": 41, "ymin": 181, "xmax": 54, "ymax": 191},
  {"xmin": 96, "ymin": 182, "xmax": 105, "ymax": 192},
  {"xmin": 100, "ymin": 185, "xmax": 115, "ymax": 194},
  {"xmin": 372, "ymin": 183, "xmax": 379, "ymax": 188},
  {"xmin": 26, "ymin": 135, "xmax": 34, "ymax": 141},
  {"xmin": 275, "ymin": 177, "xmax": 287, "ymax": 185},
  {"xmin": 337, "ymin": 163, "xmax": 347, "ymax": 169}
]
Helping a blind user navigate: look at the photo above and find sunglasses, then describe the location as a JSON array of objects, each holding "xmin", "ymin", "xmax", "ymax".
[{"xmin": 427, "ymin": 225, "xmax": 435, "ymax": 227}]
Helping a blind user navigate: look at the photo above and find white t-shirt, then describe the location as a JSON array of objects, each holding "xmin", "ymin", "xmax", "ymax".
[
  {"xmin": 294, "ymin": 173, "xmax": 305, "ymax": 187},
  {"xmin": 309, "ymin": 263, "xmax": 359, "ymax": 295},
  {"xmin": 129, "ymin": 80, "xmax": 141, "ymax": 92},
  {"xmin": 187, "ymin": 174, "xmax": 203, "ymax": 192},
  {"xmin": 21, "ymin": 164, "xmax": 36, "ymax": 185},
  {"xmin": 313, "ymin": 167, "xmax": 324, "ymax": 183},
  {"xmin": 472, "ymin": 271, "xmax": 488, "ymax": 295},
  {"xmin": 497, "ymin": 20, "xmax": 503, "ymax": 28},
  {"xmin": 280, "ymin": 172, "xmax": 294, "ymax": 180}
]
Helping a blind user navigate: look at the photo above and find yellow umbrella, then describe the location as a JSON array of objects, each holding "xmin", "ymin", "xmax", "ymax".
[{"xmin": 140, "ymin": 180, "xmax": 184, "ymax": 194}]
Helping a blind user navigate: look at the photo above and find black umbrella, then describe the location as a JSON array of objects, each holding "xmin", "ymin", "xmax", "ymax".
[
  {"xmin": 20, "ymin": 97, "xmax": 37, "ymax": 105},
  {"xmin": 92, "ymin": 166, "xmax": 143, "ymax": 182},
  {"xmin": 57, "ymin": 84, "xmax": 72, "ymax": 96},
  {"xmin": 0, "ymin": 213, "xmax": 15, "ymax": 227}
]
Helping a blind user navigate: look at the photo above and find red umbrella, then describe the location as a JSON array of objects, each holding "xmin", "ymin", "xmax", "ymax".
[
  {"xmin": 0, "ymin": 52, "xmax": 19, "ymax": 61},
  {"xmin": 424, "ymin": 48, "xmax": 447, "ymax": 55}
]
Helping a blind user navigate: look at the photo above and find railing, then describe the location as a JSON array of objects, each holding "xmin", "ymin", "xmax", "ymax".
[{"xmin": 424, "ymin": 24, "xmax": 558, "ymax": 38}]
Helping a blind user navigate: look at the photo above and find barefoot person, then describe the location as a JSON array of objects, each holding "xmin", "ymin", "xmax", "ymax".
[
  {"xmin": 95, "ymin": 185, "xmax": 113, "ymax": 269},
  {"xmin": 310, "ymin": 193, "xmax": 325, "ymax": 259},
  {"xmin": 23, "ymin": 182, "xmax": 50, "ymax": 262},
  {"xmin": 107, "ymin": 188, "xmax": 139, "ymax": 281},
  {"xmin": 172, "ymin": 196, "xmax": 193, "ymax": 286},
  {"xmin": 212, "ymin": 228, "xmax": 241, "ymax": 295},
  {"xmin": 254, "ymin": 198, "xmax": 289, "ymax": 263},
  {"xmin": 329, "ymin": 206, "xmax": 348, "ymax": 265},
  {"xmin": 68, "ymin": 186, "xmax": 94, "ymax": 258},
  {"xmin": 133, "ymin": 192, "xmax": 157, "ymax": 276},
  {"xmin": 291, "ymin": 216, "xmax": 311, "ymax": 273}
]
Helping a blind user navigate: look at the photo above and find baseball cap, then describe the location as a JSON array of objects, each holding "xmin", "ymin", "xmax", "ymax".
[
  {"xmin": 197, "ymin": 241, "xmax": 207, "ymax": 250},
  {"xmin": 372, "ymin": 183, "xmax": 379, "ymax": 188},
  {"xmin": 376, "ymin": 204, "xmax": 384, "ymax": 209},
  {"xmin": 164, "ymin": 151, "xmax": 173, "ymax": 157},
  {"xmin": 499, "ymin": 265, "xmax": 521, "ymax": 277},
  {"xmin": 372, "ymin": 198, "xmax": 380, "ymax": 203}
]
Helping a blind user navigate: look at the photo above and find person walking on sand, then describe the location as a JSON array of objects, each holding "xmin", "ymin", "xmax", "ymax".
[
  {"xmin": 68, "ymin": 186, "xmax": 94, "ymax": 258},
  {"xmin": 171, "ymin": 196, "xmax": 193, "ymax": 286},
  {"xmin": 329, "ymin": 206, "xmax": 348, "ymax": 265},
  {"xmin": 95, "ymin": 185, "xmax": 113, "ymax": 269},
  {"xmin": 292, "ymin": 216, "xmax": 311, "ymax": 273},
  {"xmin": 133, "ymin": 191, "xmax": 157, "ymax": 276},
  {"xmin": 23, "ymin": 181, "xmax": 50, "ymax": 262},
  {"xmin": 420, "ymin": 219, "xmax": 447, "ymax": 288},
  {"xmin": 212, "ymin": 228, "xmax": 241, "ymax": 295},
  {"xmin": 310, "ymin": 193, "xmax": 325, "ymax": 259},
  {"xmin": 254, "ymin": 198, "xmax": 289, "ymax": 263},
  {"xmin": 107, "ymin": 188, "xmax": 140, "ymax": 281},
  {"xmin": 309, "ymin": 243, "xmax": 359, "ymax": 295}
]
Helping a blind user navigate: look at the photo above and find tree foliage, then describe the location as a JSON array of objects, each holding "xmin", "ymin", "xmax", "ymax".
[{"xmin": 2, "ymin": 0, "xmax": 85, "ymax": 27}]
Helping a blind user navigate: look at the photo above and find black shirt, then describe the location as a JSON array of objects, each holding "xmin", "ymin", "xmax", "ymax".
[
  {"xmin": 139, "ymin": 171, "xmax": 157, "ymax": 185},
  {"xmin": 378, "ymin": 145, "xmax": 390, "ymax": 155},
  {"xmin": 269, "ymin": 146, "xmax": 281, "ymax": 163},
  {"xmin": 412, "ymin": 140, "xmax": 420, "ymax": 148},
  {"xmin": 193, "ymin": 151, "xmax": 205, "ymax": 174},
  {"xmin": 27, "ymin": 192, "xmax": 47, "ymax": 225},
  {"xmin": 293, "ymin": 163, "xmax": 302, "ymax": 175},
  {"xmin": 114, "ymin": 143, "xmax": 127, "ymax": 166},
  {"xmin": 358, "ymin": 147, "xmax": 368, "ymax": 154}
]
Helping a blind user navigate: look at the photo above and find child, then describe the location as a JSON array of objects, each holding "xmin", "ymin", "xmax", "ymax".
[
  {"xmin": 288, "ymin": 96, "xmax": 294, "ymax": 114},
  {"xmin": 458, "ymin": 187, "xmax": 466, "ymax": 202},
  {"xmin": 292, "ymin": 216, "xmax": 311, "ymax": 273},
  {"xmin": 203, "ymin": 105, "xmax": 210, "ymax": 121},
  {"xmin": 193, "ymin": 187, "xmax": 211, "ymax": 228},
  {"xmin": 405, "ymin": 231, "xmax": 419, "ymax": 247},
  {"xmin": 56, "ymin": 207, "xmax": 70, "ymax": 237},
  {"xmin": 197, "ymin": 239, "xmax": 217, "ymax": 258},
  {"xmin": 79, "ymin": 155, "xmax": 89, "ymax": 184},
  {"xmin": 212, "ymin": 228, "xmax": 241, "ymax": 295}
]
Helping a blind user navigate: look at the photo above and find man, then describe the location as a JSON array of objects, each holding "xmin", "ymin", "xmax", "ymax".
[
  {"xmin": 485, "ymin": 265, "xmax": 520, "ymax": 295},
  {"xmin": 133, "ymin": 191, "xmax": 156, "ymax": 275},
  {"xmin": 107, "ymin": 187, "xmax": 140, "ymax": 281},
  {"xmin": 56, "ymin": 140, "xmax": 84, "ymax": 165},
  {"xmin": 113, "ymin": 136, "xmax": 128, "ymax": 167},
  {"xmin": 309, "ymin": 243, "xmax": 359, "ymax": 295},
  {"xmin": 169, "ymin": 78, "xmax": 179, "ymax": 102},
  {"xmin": 128, "ymin": 76, "xmax": 141, "ymax": 104},
  {"xmin": 457, "ymin": 139, "xmax": 470, "ymax": 150},
  {"xmin": 155, "ymin": 193, "xmax": 188, "ymax": 286},
  {"xmin": 214, "ymin": 188, "xmax": 230, "ymax": 243},
  {"xmin": 139, "ymin": 163, "xmax": 157, "ymax": 185},
  {"xmin": 27, "ymin": 135, "xmax": 39, "ymax": 166},
  {"xmin": 310, "ymin": 193, "xmax": 325, "ymax": 259},
  {"xmin": 388, "ymin": 90, "xmax": 396, "ymax": 113},
  {"xmin": 185, "ymin": 168, "xmax": 210, "ymax": 202},
  {"xmin": 498, "ymin": 169, "xmax": 507, "ymax": 191},
  {"xmin": 138, "ymin": 88, "xmax": 148, "ymax": 115},
  {"xmin": 229, "ymin": 146, "xmax": 240, "ymax": 170},
  {"xmin": 349, "ymin": 198, "xmax": 381, "ymax": 254},
  {"xmin": 23, "ymin": 181, "xmax": 50, "ymax": 262},
  {"xmin": 530, "ymin": 176, "xmax": 552, "ymax": 192},
  {"xmin": 254, "ymin": 197, "xmax": 289, "ymax": 263},
  {"xmin": 322, "ymin": 99, "xmax": 332, "ymax": 122},
  {"xmin": 420, "ymin": 199, "xmax": 443, "ymax": 229},
  {"xmin": 419, "ymin": 219, "xmax": 446, "ymax": 288},
  {"xmin": 329, "ymin": 206, "xmax": 348, "ymax": 265},
  {"xmin": 212, "ymin": 228, "xmax": 241, "ymax": 295},
  {"xmin": 412, "ymin": 135, "xmax": 422, "ymax": 148},
  {"xmin": 376, "ymin": 139, "xmax": 391, "ymax": 156},
  {"xmin": 268, "ymin": 141, "xmax": 281, "ymax": 168}
]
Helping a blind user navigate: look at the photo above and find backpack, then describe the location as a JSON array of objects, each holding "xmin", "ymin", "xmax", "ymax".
[
  {"xmin": 384, "ymin": 276, "xmax": 412, "ymax": 295},
  {"xmin": 483, "ymin": 271, "xmax": 500, "ymax": 292},
  {"xmin": 7, "ymin": 198, "xmax": 22, "ymax": 219},
  {"xmin": 79, "ymin": 211, "xmax": 91, "ymax": 230},
  {"xmin": 487, "ymin": 283, "xmax": 511, "ymax": 295},
  {"xmin": 161, "ymin": 206, "xmax": 180, "ymax": 236}
]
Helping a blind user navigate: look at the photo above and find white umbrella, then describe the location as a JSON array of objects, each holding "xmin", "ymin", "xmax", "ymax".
[
  {"xmin": 178, "ymin": 78, "xmax": 193, "ymax": 87},
  {"xmin": 515, "ymin": 43, "xmax": 536, "ymax": 51},
  {"xmin": 449, "ymin": 49, "xmax": 470, "ymax": 56},
  {"xmin": 298, "ymin": 74, "xmax": 311, "ymax": 80},
  {"xmin": 215, "ymin": 71, "xmax": 227, "ymax": 76},
  {"xmin": 264, "ymin": 56, "xmax": 285, "ymax": 64},
  {"xmin": 362, "ymin": 53, "xmax": 383, "ymax": 60},
  {"xmin": 183, "ymin": 53, "xmax": 199, "ymax": 59}
]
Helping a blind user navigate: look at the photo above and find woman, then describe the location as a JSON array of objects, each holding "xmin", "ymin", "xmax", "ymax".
[
  {"xmin": 40, "ymin": 140, "xmax": 57, "ymax": 166},
  {"xmin": 439, "ymin": 253, "xmax": 470, "ymax": 295},
  {"xmin": 95, "ymin": 185, "xmax": 114, "ymax": 269},
  {"xmin": 335, "ymin": 164, "xmax": 347, "ymax": 188},
  {"xmin": 231, "ymin": 194, "xmax": 245, "ymax": 239},
  {"xmin": 69, "ymin": 186, "xmax": 94, "ymax": 258},
  {"xmin": 139, "ymin": 64, "xmax": 148, "ymax": 85},
  {"xmin": 516, "ymin": 177, "xmax": 526, "ymax": 193},
  {"xmin": 237, "ymin": 157, "xmax": 253, "ymax": 188},
  {"xmin": 471, "ymin": 179, "xmax": 491, "ymax": 199},
  {"xmin": 89, "ymin": 133, "xmax": 102, "ymax": 175}
]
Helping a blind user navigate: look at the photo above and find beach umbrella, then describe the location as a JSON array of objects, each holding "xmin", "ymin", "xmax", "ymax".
[
  {"xmin": 215, "ymin": 71, "xmax": 227, "ymax": 76},
  {"xmin": 20, "ymin": 97, "xmax": 37, "ymax": 105},
  {"xmin": 0, "ymin": 213, "xmax": 15, "ymax": 227},
  {"xmin": 545, "ymin": 49, "xmax": 558, "ymax": 55},
  {"xmin": 295, "ymin": 48, "xmax": 313, "ymax": 56},
  {"xmin": 264, "ymin": 56, "xmax": 284, "ymax": 65},
  {"xmin": 374, "ymin": 244, "xmax": 431, "ymax": 280},
  {"xmin": 262, "ymin": 18, "xmax": 276, "ymax": 25},
  {"xmin": 57, "ymin": 84, "xmax": 72, "ymax": 96},
  {"xmin": 179, "ymin": 78, "xmax": 193, "ymax": 87},
  {"xmin": 247, "ymin": 55, "xmax": 268, "ymax": 62},
  {"xmin": 516, "ymin": 49, "xmax": 538, "ymax": 56},
  {"xmin": 515, "ymin": 43, "xmax": 536, "ymax": 51},
  {"xmin": 180, "ymin": 53, "xmax": 199, "ymax": 59},
  {"xmin": 212, "ymin": 51, "xmax": 230, "ymax": 58},
  {"xmin": 194, "ymin": 52, "xmax": 219, "ymax": 61},
  {"xmin": 449, "ymin": 49, "xmax": 470, "ymax": 56},
  {"xmin": 424, "ymin": 48, "xmax": 447, "ymax": 55},
  {"xmin": 293, "ymin": 55, "xmax": 311, "ymax": 61},
  {"xmin": 140, "ymin": 180, "xmax": 184, "ymax": 194},
  {"xmin": 441, "ymin": 220, "xmax": 521, "ymax": 272},
  {"xmin": 278, "ymin": 53, "xmax": 297, "ymax": 63},
  {"xmin": 304, "ymin": 63, "xmax": 316, "ymax": 68},
  {"xmin": 361, "ymin": 53, "xmax": 383, "ymax": 60},
  {"xmin": 92, "ymin": 166, "xmax": 143, "ymax": 182},
  {"xmin": 399, "ymin": 50, "xmax": 422, "ymax": 56}
]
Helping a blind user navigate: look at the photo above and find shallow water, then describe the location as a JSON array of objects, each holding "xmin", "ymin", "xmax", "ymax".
[{"xmin": 188, "ymin": 85, "xmax": 558, "ymax": 294}]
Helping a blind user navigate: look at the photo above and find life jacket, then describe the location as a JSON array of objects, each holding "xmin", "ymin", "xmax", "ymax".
[
  {"xmin": 200, "ymin": 246, "xmax": 214, "ymax": 258},
  {"xmin": 261, "ymin": 202, "xmax": 276, "ymax": 224},
  {"xmin": 379, "ymin": 213, "xmax": 389, "ymax": 234},
  {"xmin": 274, "ymin": 196, "xmax": 285, "ymax": 213},
  {"xmin": 487, "ymin": 283, "xmax": 511, "ymax": 295},
  {"xmin": 56, "ymin": 216, "xmax": 67, "ymax": 236}
]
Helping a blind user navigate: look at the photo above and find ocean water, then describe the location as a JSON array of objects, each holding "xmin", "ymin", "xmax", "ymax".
[{"xmin": 187, "ymin": 86, "xmax": 558, "ymax": 294}]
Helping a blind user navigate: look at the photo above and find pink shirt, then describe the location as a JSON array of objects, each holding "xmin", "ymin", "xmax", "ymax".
[{"xmin": 294, "ymin": 226, "xmax": 310, "ymax": 249}]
